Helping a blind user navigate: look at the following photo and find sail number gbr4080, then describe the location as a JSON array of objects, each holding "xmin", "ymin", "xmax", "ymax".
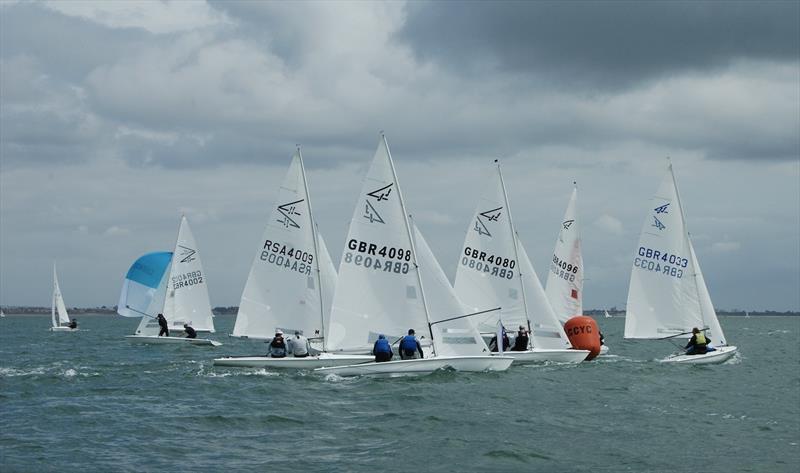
[
  {"xmin": 260, "ymin": 240, "xmax": 313, "ymax": 275},
  {"xmin": 342, "ymin": 239, "xmax": 411, "ymax": 274},
  {"xmin": 634, "ymin": 246, "xmax": 688, "ymax": 279},
  {"xmin": 461, "ymin": 247, "xmax": 515, "ymax": 280}
]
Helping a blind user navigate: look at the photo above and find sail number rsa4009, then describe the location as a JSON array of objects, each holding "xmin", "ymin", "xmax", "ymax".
[
  {"xmin": 260, "ymin": 240, "xmax": 313, "ymax": 275},
  {"xmin": 634, "ymin": 246, "xmax": 687, "ymax": 279}
]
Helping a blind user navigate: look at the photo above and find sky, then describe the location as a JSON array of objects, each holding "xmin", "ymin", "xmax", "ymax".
[{"xmin": 1, "ymin": 0, "xmax": 798, "ymax": 311}]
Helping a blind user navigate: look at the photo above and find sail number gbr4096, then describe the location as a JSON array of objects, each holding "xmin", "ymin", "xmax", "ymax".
[
  {"xmin": 461, "ymin": 247, "xmax": 515, "ymax": 280},
  {"xmin": 342, "ymin": 239, "xmax": 411, "ymax": 274},
  {"xmin": 634, "ymin": 246, "xmax": 688, "ymax": 279}
]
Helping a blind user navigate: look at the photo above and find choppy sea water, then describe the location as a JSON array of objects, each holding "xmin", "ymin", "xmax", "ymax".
[{"xmin": 1, "ymin": 314, "xmax": 798, "ymax": 472}]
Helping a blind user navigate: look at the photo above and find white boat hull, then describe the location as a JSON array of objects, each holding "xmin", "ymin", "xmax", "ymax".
[
  {"xmin": 213, "ymin": 353, "xmax": 374, "ymax": 369},
  {"xmin": 492, "ymin": 348, "xmax": 589, "ymax": 364},
  {"xmin": 661, "ymin": 345, "xmax": 738, "ymax": 364},
  {"xmin": 315, "ymin": 355, "xmax": 514, "ymax": 377},
  {"xmin": 125, "ymin": 335, "xmax": 222, "ymax": 347},
  {"xmin": 50, "ymin": 326, "xmax": 77, "ymax": 332}
]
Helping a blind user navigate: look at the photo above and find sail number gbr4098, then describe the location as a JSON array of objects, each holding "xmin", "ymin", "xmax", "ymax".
[
  {"xmin": 342, "ymin": 239, "xmax": 411, "ymax": 274},
  {"xmin": 461, "ymin": 247, "xmax": 515, "ymax": 280},
  {"xmin": 634, "ymin": 246, "xmax": 688, "ymax": 279}
]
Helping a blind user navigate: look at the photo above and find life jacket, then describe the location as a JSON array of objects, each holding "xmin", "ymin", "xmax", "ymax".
[
  {"xmin": 695, "ymin": 332, "xmax": 707, "ymax": 345},
  {"xmin": 374, "ymin": 338, "xmax": 392, "ymax": 354},
  {"xmin": 271, "ymin": 336, "xmax": 286, "ymax": 348},
  {"xmin": 400, "ymin": 336, "xmax": 418, "ymax": 352}
]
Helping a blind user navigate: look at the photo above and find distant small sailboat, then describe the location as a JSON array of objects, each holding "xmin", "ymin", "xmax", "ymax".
[
  {"xmin": 118, "ymin": 216, "xmax": 220, "ymax": 346},
  {"xmin": 0, "ymin": 309, "xmax": 5, "ymax": 318},
  {"xmin": 624, "ymin": 162, "xmax": 737, "ymax": 364},
  {"xmin": 50, "ymin": 263, "xmax": 76, "ymax": 331},
  {"xmin": 745, "ymin": 311, "xmax": 751, "ymax": 318},
  {"xmin": 604, "ymin": 310, "xmax": 612, "ymax": 318}
]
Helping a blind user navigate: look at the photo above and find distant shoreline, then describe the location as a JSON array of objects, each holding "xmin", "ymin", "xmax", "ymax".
[{"xmin": 1, "ymin": 307, "xmax": 797, "ymax": 317}]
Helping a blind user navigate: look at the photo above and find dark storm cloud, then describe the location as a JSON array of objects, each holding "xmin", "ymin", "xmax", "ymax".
[{"xmin": 398, "ymin": 1, "xmax": 800, "ymax": 90}]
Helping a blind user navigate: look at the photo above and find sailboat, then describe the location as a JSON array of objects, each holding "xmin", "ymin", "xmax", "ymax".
[
  {"xmin": 604, "ymin": 310, "xmax": 612, "ymax": 318},
  {"xmin": 624, "ymin": 162, "xmax": 737, "ymax": 364},
  {"xmin": 316, "ymin": 135, "xmax": 513, "ymax": 377},
  {"xmin": 117, "ymin": 216, "xmax": 221, "ymax": 346},
  {"xmin": 543, "ymin": 185, "xmax": 609, "ymax": 354},
  {"xmin": 50, "ymin": 263, "xmax": 75, "ymax": 331},
  {"xmin": 1, "ymin": 309, "xmax": 6, "ymax": 318},
  {"xmin": 214, "ymin": 150, "xmax": 372, "ymax": 368},
  {"xmin": 454, "ymin": 161, "xmax": 589, "ymax": 364}
]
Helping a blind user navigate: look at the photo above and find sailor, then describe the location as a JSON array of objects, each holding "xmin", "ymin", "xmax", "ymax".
[
  {"xmin": 685, "ymin": 327, "xmax": 709, "ymax": 355},
  {"xmin": 156, "ymin": 313, "xmax": 169, "ymax": 337},
  {"xmin": 289, "ymin": 331, "xmax": 310, "ymax": 358},
  {"xmin": 68, "ymin": 318, "xmax": 78, "ymax": 330},
  {"xmin": 267, "ymin": 330, "xmax": 288, "ymax": 358},
  {"xmin": 511, "ymin": 325, "xmax": 528, "ymax": 351},
  {"xmin": 183, "ymin": 323, "xmax": 197, "ymax": 339},
  {"xmin": 399, "ymin": 329, "xmax": 423, "ymax": 360},
  {"xmin": 489, "ymin": 328, "xmax": 510, "ymax": 352},
  {"xmin": 372, "ymin": 334, "xmax": 393, "ymax": 362}
]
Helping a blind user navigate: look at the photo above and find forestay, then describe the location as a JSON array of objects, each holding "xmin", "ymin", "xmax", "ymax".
[
  {"xmin": 52, "ymin": 263, "xmax": 70, "ymax": 327},
  {"xmin": 412, "ymin": 223, "xmax": 489, "ymax": 356},
  {"xmin": 624, "ymin": 164, "xmax": 727, "ymax": 345},
  {"xmin": 454, "ymin": 165, "xmax": 527, "ymax": 332},
  {"xmin": 326, "ymin": 136, "xmax": 429, "ymax": 353},
  {"xmin": 233, "ymin": 152, "xmax": 336, "ymax": 343},
  {"xmin": 544, "ymin": 186, "xmax": 584, "ymax": 324}
]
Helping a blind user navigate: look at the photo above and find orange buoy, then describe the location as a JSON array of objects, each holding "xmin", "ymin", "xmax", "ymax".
[{"xmin": 564, "ymin": 315, "xmax": 601, "ymax": 360}]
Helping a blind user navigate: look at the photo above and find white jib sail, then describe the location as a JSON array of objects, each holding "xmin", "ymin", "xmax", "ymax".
[
  {"xmin": 162, "ymin": 216, "xmax": 215, "ymax": 333},
  {"xmin": 544, "ymin": 186, "xmax": 584, "ymax": 324},
  {"xmin": 517, "ymin": 242, "xmax": 573, "ymax": 349},
  {"xmin": 412, "ymin": 222, "xmax": 489, "ymax": 356},
  {"xmin": 624, "ymin": 164, "xmax": 722, "ymax": 342},
  {"xmin": 326, "ymin": 135, "xmax": 429, "ymax": 353},
  {"xmin": 233, "ymin": 151, "xmax": 330, "ymax": 341},
  {"xmin": 454, "ymin": 163, "xmax": 528, "ymax": 333},
  {"xmin": 52, "ymin": 263, "xmax": 69, "ymax": 326}
]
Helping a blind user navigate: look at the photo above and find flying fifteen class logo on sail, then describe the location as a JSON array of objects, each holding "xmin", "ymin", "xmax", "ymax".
[
  {"xmin": 474, "ymin": 207, "xmax": 503, "ymax": 237},
  {"xmin": 363, "ymin": 183, "xmax": 393, "ymax": 224},
  {"xmin": 177, "ymin": 245, "xmax": 196, "ymax": 263},
  {"xmin": 652, "ymin": 203, "xmax": 669, "ymax": 231},
  {"xmin": 277, "ymin": 199, "xmax": 304, "ymax": 229}
]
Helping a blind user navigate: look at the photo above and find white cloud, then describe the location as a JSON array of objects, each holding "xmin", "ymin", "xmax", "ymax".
[
  {"xmin": 103, "ymin": 225, "xmax": 130, "ymax": 237},
  {"xmin": 712, "ymin": 241, "xmax": 742, "ymax": 253},
  {"xmin": 43, "ymin": 0, "xmax": 232, "ymax": 34}
]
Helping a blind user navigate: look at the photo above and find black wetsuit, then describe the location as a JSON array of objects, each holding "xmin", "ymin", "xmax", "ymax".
[
  {"xmin": 157, "ymin": 316, "xmax": 169, "ymax": 337},
  {"xmin": 184, "ymin": 326, "xmax": 197, "ymax": 339},
  {"xmin": 511, "ymin": 332, "xmax": 528, "ymax": 351}
]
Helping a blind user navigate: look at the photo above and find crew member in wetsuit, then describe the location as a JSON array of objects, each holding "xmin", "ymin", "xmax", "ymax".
[
  {"xmin": 685, "ymin": 327, "xmax": 710, "ymax": 355},
  {"xmin": 372, "ymin": 334, "xmax": 393, "ymax": 362},
  {"xmin": 157, "ymin": 313, "xmax": 169, "ymax": 337},
  {"xmin": 183, "ymin": 324, "xmax": 197, "ymax": 339},
  {"xmin": 68, "ymin": 318, "xmax": 78, "ymax": 330},
  {"xmin": 399, "ymin": 329, "xmax": 424, "ymax": 360},
  {"xmin": 511, "ymin": 325, "xmax": 528, "ymax": 351},
  {"xmin": 489, "ymin": 328, "xmax": 510, "ymax": 352},
  {"xmin": 267, "ymin": 330, "xmax": 288, "ymax": 358}
]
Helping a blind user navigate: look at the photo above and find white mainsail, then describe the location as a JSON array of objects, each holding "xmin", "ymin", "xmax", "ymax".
[
  {"xmin": 52, "ymin": 263, "xmax": 70, "ymax": 327},
  {"xmin": 326, "ymin": 135, "xmax": 430, "ymax": 353},
  {"xmin": 453, "ymin": 163, "xmax": 527, "ymax": 333},
  {"xmin": 624, "ymin": 163, "xmax": 728, "ymax": 346},
  {"xmin": 233, "ymin": 151, "xmax": 335, "ymax": 344},
  {"xmin": 544, "ymin": 186, "xmax": 584, "ymax": 324},
  {"xmin": 517, "ymin": 243, "xmax": 572, "ymax": 350}
]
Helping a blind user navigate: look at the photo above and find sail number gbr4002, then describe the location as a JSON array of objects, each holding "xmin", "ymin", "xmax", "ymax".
[
  {"xmin": 342, "ymin": 239, "xmax": 411, "ymax": 274},
  {"xmin": 260, "ymin": 240, "xmax": 313, "ymax": 275},
  {"xmin": 461, "ymin": 247, "xmax": 515, "ymax": 280},
  {"xmin": 634, "ymin": 246, "xmax": 688, "ymax": 279}
]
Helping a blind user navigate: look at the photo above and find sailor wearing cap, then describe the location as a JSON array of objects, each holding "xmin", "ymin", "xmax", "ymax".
[{"xmin": 267, "ymin": 330, "xmax": 288, "ymax": 358}]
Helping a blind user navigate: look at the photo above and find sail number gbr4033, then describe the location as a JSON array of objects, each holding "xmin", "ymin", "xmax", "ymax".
[
  {"xmin": 461, "ymin": 247, "xmax": 515, "ymax": 280},
  {"xmin": 634, "ymin": 246, "xmax": 688, "ymax": 279},
  {"xmin": 342, "ymin": 239, "xmax": 411, "ymax": 274}
]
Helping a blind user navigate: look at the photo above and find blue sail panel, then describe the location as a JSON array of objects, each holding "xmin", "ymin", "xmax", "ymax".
[
  {"xmin": 125, "ymin": 252, "xmax": 173, "ymax": 289},
  {"xmin": 118, "ymin": 252, "xmax": 173, "ymax": 318}
]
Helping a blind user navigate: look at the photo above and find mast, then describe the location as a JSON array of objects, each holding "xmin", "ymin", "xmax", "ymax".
[
  {"xmin": 296, "ymin": 146, "xmax": 327, "ymax": 351},
  {"xmin": 496, "ymin": 160, "xmax": 532, "ymax": 346},
  {"xmin": 382, "ymin": 133, "xmax": 436, "ymax": 357}
]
